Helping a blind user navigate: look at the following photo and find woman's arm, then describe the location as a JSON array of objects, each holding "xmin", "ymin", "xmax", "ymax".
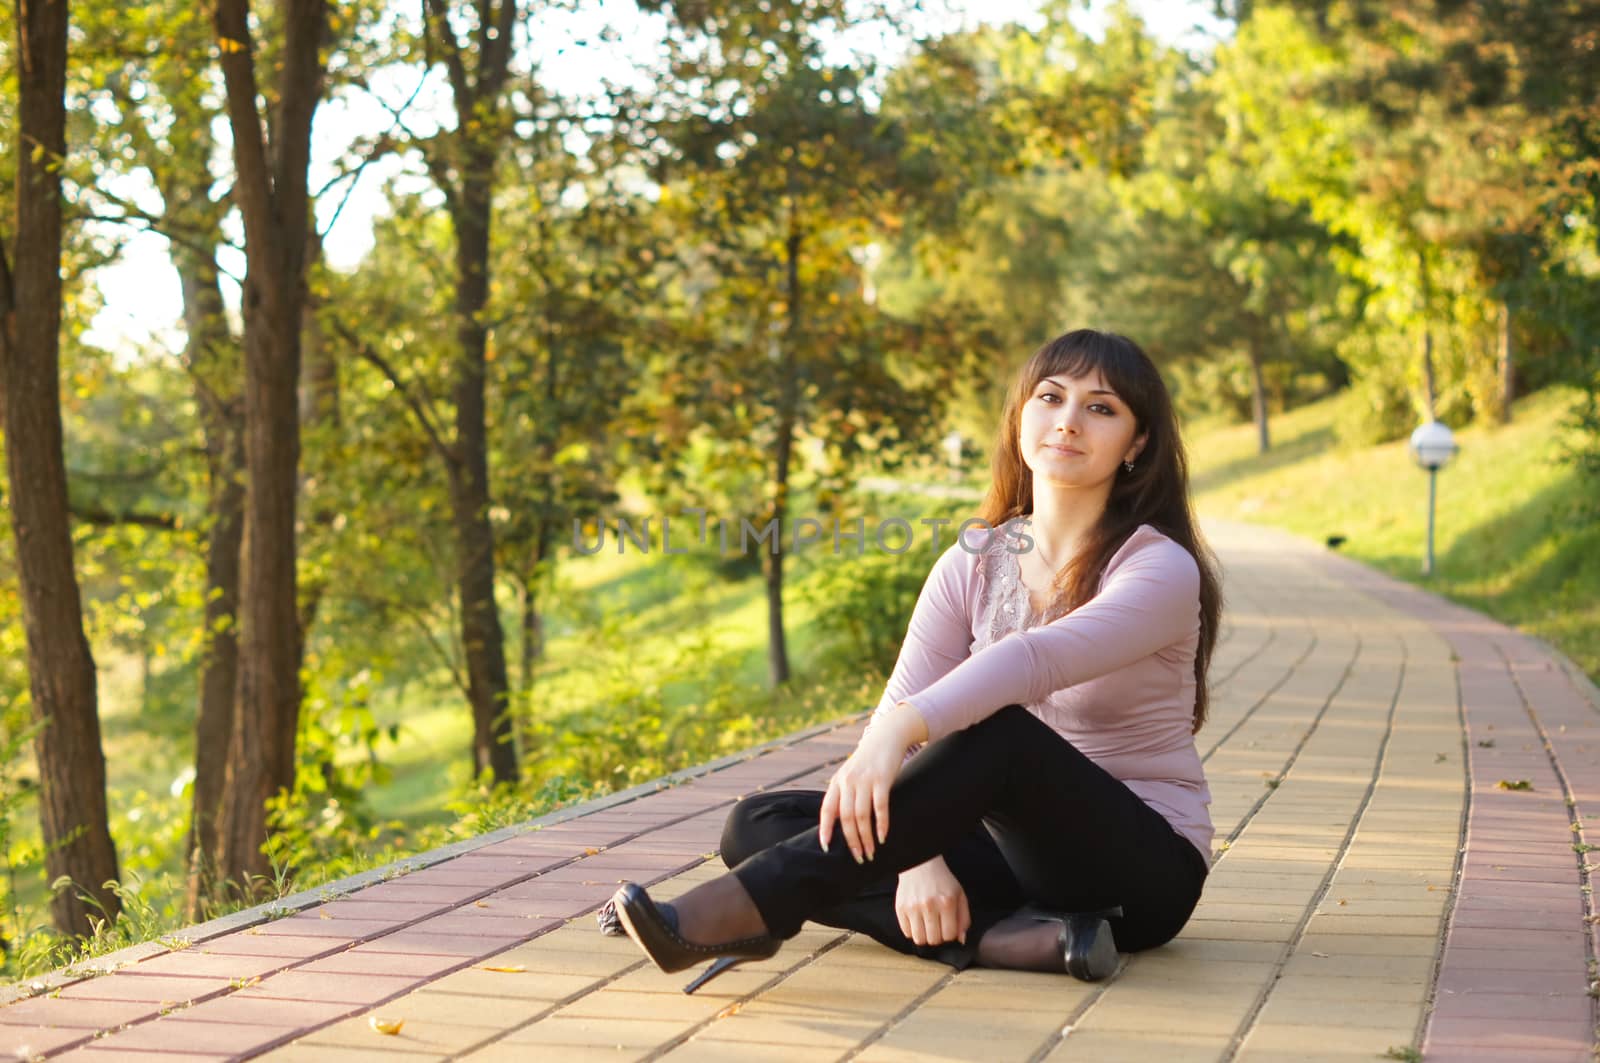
[
  {"xmin": 901, "ymin": 535, "xmax": 1200, "ymax": 744},
  {"xmin": 867, "ymin": 540, "xmax": 976, "ymax": 741}
]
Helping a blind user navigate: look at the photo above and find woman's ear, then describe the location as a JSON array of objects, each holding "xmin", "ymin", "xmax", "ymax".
[{"xmin": 1126, "ymin": 432, "xmax": 1149, "ymax": 465}]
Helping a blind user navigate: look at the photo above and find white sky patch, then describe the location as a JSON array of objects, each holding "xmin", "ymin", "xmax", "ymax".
[{"xmin": 81, "ymin": 0, "xmax": 1226, "ymax": 360}]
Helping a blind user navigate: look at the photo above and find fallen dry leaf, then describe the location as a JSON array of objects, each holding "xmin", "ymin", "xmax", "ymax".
[
  {"xmin": 319, "ymin": 912, "xmax": 333, "ymax": 920},
  {"xmin": 716, "ymin": 1002, "xmax": 743, "ymax": 1019},
  {"xmin": 583, "ymin": 847, "xmax": 601, "ymax": 856},
  {"xmin": 481, "ymin": 964, "xmax": 527, "ymax": 973},
  {"xmin": 1310, "ymin": 951, "xmax": 1329, "ymax": 958},
  {"xmin": 1496, "ymin": 779, "xmax": 1533, "ymax": 791},
  {"xmin": 369, "ymin": 1016, "xmax": 404, "ymax": 1036},
  {"xmin": 474, "ymin": 901, "xmax": 491, "ymax": 908}
]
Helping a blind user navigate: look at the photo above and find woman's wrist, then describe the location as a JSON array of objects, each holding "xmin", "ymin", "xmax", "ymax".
[{"xmin": 883, "ymin": 700, "xmax": 930, "ymax": 746}]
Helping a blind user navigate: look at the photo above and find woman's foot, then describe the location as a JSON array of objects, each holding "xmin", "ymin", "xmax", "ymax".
[
  {"xmin": 976, "ymin": 907, "xmax": 1122, "ymax": 981},
  {"xmin": 609, "ymin": 876, "xmax": 780, "ymax": 994}
]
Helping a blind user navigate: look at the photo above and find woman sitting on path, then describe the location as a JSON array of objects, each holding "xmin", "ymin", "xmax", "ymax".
[{"xmin": 608, "ymin": 328, "xmax": 1222, "ymax": 992}]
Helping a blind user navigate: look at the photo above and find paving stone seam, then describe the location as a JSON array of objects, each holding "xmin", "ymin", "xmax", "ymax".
[
  {"xmin": 1208, "ymin": 618, "xmax": 1277, "ymax": 691},
  {"xmin": 1493, "ymin": 637, "xmax": 1598, "ymax": 1029},
  {"xmin": 1212, "ymin": 630, "xmax": 1363, "ymax": 849},
  {"xmin": 1219, "ymin": 623, "xmax": 1411, "ymax": 1061},
  {"xmin": 1198, "ymin": 624, "xmax": 1321, "ymax": 766},
  {"xmin": 632, "ymin": 932, "xmax": 855, "ymax": 1061},
  {"xmin": 837, "ymin": 967, "xmax": 959, "ymax": 1062},
  {"xmin": 435, "ymin": 958, "xmax": 655, "ymax": 1059},
  {"xmin": 1267, "ymin": 529, "xmax": 1595, "ymax": 1057},
  {"xmin": 1414, "ymin": 618, "xmax": 1474, "ymax": 1053}
]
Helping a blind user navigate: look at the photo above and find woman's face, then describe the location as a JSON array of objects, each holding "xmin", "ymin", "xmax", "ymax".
[{"xmin": 1018, "ymin": 369, "xmax": 1147, "ymax": 490}]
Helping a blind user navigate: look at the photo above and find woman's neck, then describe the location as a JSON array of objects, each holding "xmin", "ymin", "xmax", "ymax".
[{"xmin": 1027, "ymin": 480, "xmax": 1110, "ymax": 568}]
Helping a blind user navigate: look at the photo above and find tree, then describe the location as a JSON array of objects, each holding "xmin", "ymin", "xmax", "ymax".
[
  {"xmin": 636, "ymin": 1, "xmax": 964, "ymax": 687},
  {"xmin": 213, "ymin": 0, "xmax": 328, "ymax": 894},
  {"xmin": 408, "ymin": 0, "xmax": 523, "ymax": 783},
  {"xmin": 0, "ymin": 0, "xmax": 123, "ymax": 935}
]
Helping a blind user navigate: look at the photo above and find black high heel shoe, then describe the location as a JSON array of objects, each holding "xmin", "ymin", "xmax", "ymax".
[
  {"xmin": 610, "ymin": 882, "xmax": 782, "ymax": 994},
  {"xmin": 1036, "ymin": 905, "xmax": 1123, "ymax": 981}
]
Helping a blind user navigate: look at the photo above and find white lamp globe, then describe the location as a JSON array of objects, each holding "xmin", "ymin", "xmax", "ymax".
[{"xmin": 1409, "ymin": 420, "xmax": 1457, "ymax": 471}]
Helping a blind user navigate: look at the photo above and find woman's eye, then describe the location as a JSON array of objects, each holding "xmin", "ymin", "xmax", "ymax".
[{"xmin": 1091, "ymin": 403, "xmax": 1115, "ymax": 415}]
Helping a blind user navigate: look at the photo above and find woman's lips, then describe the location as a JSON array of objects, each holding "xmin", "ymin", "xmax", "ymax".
[{"xmin": 1045, "ymin": 444, "xmax": 1083, "ymax": 455}]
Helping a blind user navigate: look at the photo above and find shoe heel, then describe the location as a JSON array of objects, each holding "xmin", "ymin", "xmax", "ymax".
[
  {"xmin": 1062, "ymin": 913, "xmax": 1120, "ymax": 982},
  {"xmin": 683, "ymin": 955, "xmax": 744, "ymax": 995}
]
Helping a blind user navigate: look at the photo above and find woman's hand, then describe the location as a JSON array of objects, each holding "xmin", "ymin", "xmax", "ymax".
[
  {"xmin": 819, "ymin": 701, "xmax": 928, "ymax": 863},
  {"xmin": 895, "ymin": 856, "xmax": 971, "ymax": 946}
]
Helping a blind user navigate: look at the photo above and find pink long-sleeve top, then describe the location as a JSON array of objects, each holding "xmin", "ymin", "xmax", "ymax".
[{"xmin": 871, "ymin": 519, "xmax": 1213, "ymax": 862}]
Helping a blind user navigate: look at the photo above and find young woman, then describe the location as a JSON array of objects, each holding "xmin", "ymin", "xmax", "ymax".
[{"xmin": 608, "ymin": 328, "xmax": 1222, "ymax": 992}]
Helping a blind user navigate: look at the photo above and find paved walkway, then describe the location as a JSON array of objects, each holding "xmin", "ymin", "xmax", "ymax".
[{"xmin": 1, "ymin": 520, "xmax": 1594, "ymax": 1061}]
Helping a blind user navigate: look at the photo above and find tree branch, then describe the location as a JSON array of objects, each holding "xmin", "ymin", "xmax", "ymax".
[
  {"xmin": 423, "ymin": 0, "xmax": 472, "ymax": 113},
  {"xmin": 70, "ymin": 503, "xmax": 179, "ymax": 530},
  {"xmin": 329, "ymin": 316, "xmax": 459, "ymax": 467}
]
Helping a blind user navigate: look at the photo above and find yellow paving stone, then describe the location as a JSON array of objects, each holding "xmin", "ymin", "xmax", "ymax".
[
  {"xmin": 474, "ymin": 946, "xmax": 640, "ymax": 977},
  {"xmin": 1264, "ymin": 974, "xmax": 1429, "ymax": 1004},
  {"xmin": 864, "ymin": 1007, "xmax": 1066, "ymax": 1059},
  {"xmin": 1292, "ymin": 932, "xmax": 1439, "ymax": 957},
  {"xmin": 377, "ymin": 989, "xmax": 550, "ymax": 1026},
  {"xmin": 1154, "ymin": 938, "xmax": 1284, "ymax": 964},
  {"xmin": 1190, "ymin": 902, "xmax": 1307, "ymax": 922},
  {"xmin": 299, "ymin": 1014, "xmax": 505, "ymax": 1054},
  {"xmin": 1312, "ymin": 899, "xmax": 1445, "ymax": 917},
  {"xmin": 918, "ymin": 976, "xmax": 1095, "ymax": 1012},
  {"xmin": 1300, "ymin": 914, "xmax": 1442, "ymax": 936},
  {"xmin": 421, "ymin": 966, "xmax": 601, "ymax": 1000},
  {"xmin": 1253, "ymin": 995, "xmax": 1424, "ymax": 1029},
  {"xmin": 1280, "ymin": 952, "xmax": 1435, "ymax": 980},
  {"xmin": 1196, "ymin": 887, "xmax": 1320, "ymax": 905},
  {"xmin": 1073, "ymin": 1000, "xmax": 1248, "ymax": 1038},
  {"xmin": 1179, "ymin": 918, "xmax": 1298, "ymax": 942},
  {"xmin": 1126, "ymin": 958, "xmax": 1278, "ymax": 985},
  {"xmin": 1043, "ymin": 1028, "xmax": 1227, "ymax": 1062},
  {"xmin": 499, "ymin": 1015, "xmax": 691, "ymax": 1049},
  {"xmin": 1235, "ymin": 1022, "xmax": 1419, "ymax": 1060},
  {"xmin": 692, "ymin": 1012, "xmax": 883, "ymax": 1048},
  {"xmin": 461, "ymin": 1043, "xmax": 650, "ymax": 1063},
  {"xmin": 741, "ymin": 987, "xmax": 921, "ymax": 1019},
  {"xmin": 556, "ymin": 988, "xmax": 732, "ymax": 1023},
  {"xmin": 606, "ymin": 965, "xmax": 772, "ymax": 999},
  {"xmin": 774, "ymin": 959, "xmax": 945, "ymax": 998},
  {"xmin": 662, "ymin": 1038, "xmax": 837, "ymax": 1062},
  {"xmin": 262, "ymin": 1046, "xmax": 446, "ymax": 1062}
]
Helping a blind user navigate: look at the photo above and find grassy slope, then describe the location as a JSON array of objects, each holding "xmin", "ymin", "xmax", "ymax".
[{"xmin": 1185, "ymin": 385, "xmax": 1599, "ymax": 684}]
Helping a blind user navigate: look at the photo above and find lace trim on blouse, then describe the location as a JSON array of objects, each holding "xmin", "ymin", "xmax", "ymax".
[{"xmin": 975, "ymin": 520, "xmax": 1068, "ymax": 650}]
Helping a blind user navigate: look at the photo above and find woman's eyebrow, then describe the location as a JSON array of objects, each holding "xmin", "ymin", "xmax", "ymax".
[{"xmin": 1041, "ymin": 376, "xmax": 1120, "ymax": 397}]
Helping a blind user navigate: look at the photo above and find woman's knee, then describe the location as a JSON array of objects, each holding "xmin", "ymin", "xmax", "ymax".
[{"xmin": 719, "ymin": 790, "xmax": 819, "ymax": 869}]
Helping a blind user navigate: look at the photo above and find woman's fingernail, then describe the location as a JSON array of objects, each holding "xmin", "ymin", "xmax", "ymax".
[{"xmin": 853, "ymin": 851, "xmax": 864, "ymax": 865}]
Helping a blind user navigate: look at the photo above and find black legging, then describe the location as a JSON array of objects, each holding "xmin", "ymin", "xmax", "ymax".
[{"xmin": 720, "ymin": 705, "xmax": 1209, "ymax": 968}]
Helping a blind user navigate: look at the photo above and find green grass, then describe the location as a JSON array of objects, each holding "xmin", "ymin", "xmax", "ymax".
[{"xmin": 1186, "ymin": 385, "xmax": 1599, "ymax": 684}]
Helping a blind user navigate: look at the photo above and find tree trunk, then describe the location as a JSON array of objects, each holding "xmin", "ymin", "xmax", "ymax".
[
  {"xmin": 174, "ymin": 250, "xmax": 245, "ymax": 915},
  {"xmin": 448, "ymin": 178, "xmax": 517, "ymax": 781},
  {"xmin": 213, "ymin": 0, "xmax": 327, "ymax": 895},
  {"xmin": 1421, "ymin": 326, "xmax": 1437, "ymax": 421},
  {"xmin": 427, "ymin": 0, "xmax": 521, "ymax": 784},
  {"xmin": 765, "ymin": 221, "xmax": 803, "ymax": 689},
  {"xmin": 1246, "ymin": 337, "xmax": 1270, "ymax": 454},
  {"xmin": 0, "ymin": 0, "xmax": 123, "ymax": 936},
  {"xmin": 297, "ymin": 258, "xmax": 339, "ymax": 640},
  {"xmin": 1498, "ymin": 299, "xmax": 1514, "ymax": 424}
]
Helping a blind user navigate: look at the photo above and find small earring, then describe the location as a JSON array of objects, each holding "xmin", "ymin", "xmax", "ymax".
[{"xmin": 1122, "ymin": 460, "xmax": 1135, "ymax": 473}]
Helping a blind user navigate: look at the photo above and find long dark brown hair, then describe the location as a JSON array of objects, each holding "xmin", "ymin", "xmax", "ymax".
[{"xmin": 976, "ymin": 329, "xmax": 1223, "ymax": 732}]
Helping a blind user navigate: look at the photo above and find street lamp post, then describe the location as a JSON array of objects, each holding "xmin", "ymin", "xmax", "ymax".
[{"xmin": 1408, "ymin": 420, "xmax": 1457, "ymax": 576}]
